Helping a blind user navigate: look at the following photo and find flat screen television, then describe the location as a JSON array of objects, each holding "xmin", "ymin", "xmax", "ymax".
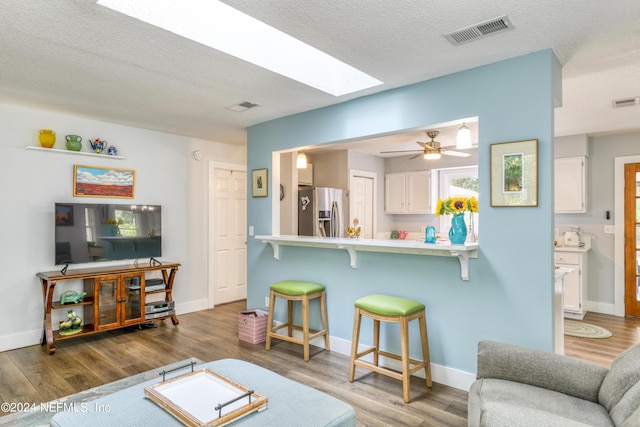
[{"xmin": 55, "ymin": 202, "xmax": 161, "ymax": 265}]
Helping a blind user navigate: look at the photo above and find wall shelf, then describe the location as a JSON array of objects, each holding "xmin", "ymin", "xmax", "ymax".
[
  {"xmin": 26, "ymin": 145, "xmax": 124, "ymax": 159},
  {"xmin": 255, "ymin": 235, "xmax": 479, "ymax": 281}
]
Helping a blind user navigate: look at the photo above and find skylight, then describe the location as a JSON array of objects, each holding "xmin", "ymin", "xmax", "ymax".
[{"xmin": 97, "ymin": 0, "xmax": 383, "ymax": 96}]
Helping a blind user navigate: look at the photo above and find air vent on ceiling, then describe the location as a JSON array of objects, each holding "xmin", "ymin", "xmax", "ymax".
[
  {"xmin": 612, "ymin": 97, "xmax": 639, "ymax": 108},
  {"xmin": 228, "ymin": 101, "xmax": 260, "ymax": 112},
  {"xmin": 445, "ymin": 16, "xmax": 514, "ymax": 46}
]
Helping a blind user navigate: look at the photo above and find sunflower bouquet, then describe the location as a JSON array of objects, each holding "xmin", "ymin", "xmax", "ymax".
[{"xmin": 435, "ymin": 196, "xmax": 479, "ymax": 216}]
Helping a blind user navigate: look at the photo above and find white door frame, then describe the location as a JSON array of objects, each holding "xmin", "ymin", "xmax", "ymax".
[
  {"xmin": 349, "ymin": 169, "xmax": 377, "ymax": 238},
  {"xmin": 614, "ymin": 154, "xmax": 640, "ymax": 316},
  {"xmin": 208, "ymin": 160, "xmax": 247, "ymax": 308}
]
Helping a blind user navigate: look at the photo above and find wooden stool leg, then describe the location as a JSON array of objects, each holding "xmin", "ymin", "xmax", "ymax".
[
  {"xmin": 302, "ymin": 295, "xmax": 310, "ymax": 361},
  {"xmin": 349, "ymin": 308, "xmax": 362, "ymax": 382},
  {"xmin": 320, "ymin": 291, "xmax": 330, "ymax": 351},
  {"xmin": 419, "ymin": 311, "xmax": 432, "ymax": 387},
  {"xmin": 400, "ymin": 316, "xmax": 411, "ymax": 403},
  {"xmin": 287, "ymin": 300, "xmax": 293, "ymax": 337},
  {"xmin": 265, "ymin": 290, "xmax": 276, "ymax": 351},
  {"xmin": 373, "ymin": 319, "xmax": 380, "ymax": 366}
]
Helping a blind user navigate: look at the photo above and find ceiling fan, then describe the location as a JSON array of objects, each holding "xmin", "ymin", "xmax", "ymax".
[{"xmin": 380, "ymin": 131, "xmax": 471, "ymax": 159}]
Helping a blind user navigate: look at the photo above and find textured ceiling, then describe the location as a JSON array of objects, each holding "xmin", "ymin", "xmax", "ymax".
[{"xmin": 1, "ymin": 0, "xmax": 639, "ymax": 147}]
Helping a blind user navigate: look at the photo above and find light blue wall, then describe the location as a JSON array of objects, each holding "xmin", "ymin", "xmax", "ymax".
[{"xmin": 246, "ymin": 50, "xmax": 561, "ymax": 373}]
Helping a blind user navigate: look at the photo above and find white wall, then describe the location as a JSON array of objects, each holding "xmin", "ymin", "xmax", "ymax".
[{"xmin": 0, "ymin": 102, "xmax": 245, "ymax": 352}]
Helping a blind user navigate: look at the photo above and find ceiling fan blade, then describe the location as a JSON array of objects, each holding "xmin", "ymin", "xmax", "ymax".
[
  {"xmin": 380, "ymin": 149, "xmax": 423, "ymax": 154},
  {"xmin": 442, "ymin": 149, "xmax": 471, "ymax": 157},
  {"xmin": 417, "ymin": 142, "xmax": 434, "ymax": 149},
  {"xmin": 410, "ymin": 153, "xmax": 423, "ymax": 160}
]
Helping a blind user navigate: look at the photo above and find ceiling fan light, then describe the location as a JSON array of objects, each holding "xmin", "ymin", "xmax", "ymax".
[
  {"xmin": 297, "ymin": 151, "xmax": 308, "ymax": 168},
  {"xmin": 424, "ymin": 152, "xmax": 441, "ymax": 160},
  {"xmin": 457, "ymin": 123, "xmax": 472, "ymax": 149}
]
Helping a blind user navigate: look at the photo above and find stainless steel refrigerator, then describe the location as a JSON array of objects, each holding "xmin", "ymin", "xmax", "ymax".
[{"xmin": 298, "ymin": 187, "xmax": 348, "ymax": 237}]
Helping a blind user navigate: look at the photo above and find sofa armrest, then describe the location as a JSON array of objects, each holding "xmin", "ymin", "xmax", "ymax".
[{"xmin": 476, "ymin": 340, "xmax": 608, "ymax": 402}]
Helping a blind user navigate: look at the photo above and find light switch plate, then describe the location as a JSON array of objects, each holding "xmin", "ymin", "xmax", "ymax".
[
  {"xmin": 249, "ymin": 226, "xmax": 254, "ymax": 236},
  {"xmin": 604, "ymin": 225, "xmax": 615, "ymax": 234}
]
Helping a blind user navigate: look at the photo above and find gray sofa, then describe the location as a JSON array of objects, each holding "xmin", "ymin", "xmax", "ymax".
[{"xmin": 468, "ymin": 340, "xmax": 640, "ymax": 427}]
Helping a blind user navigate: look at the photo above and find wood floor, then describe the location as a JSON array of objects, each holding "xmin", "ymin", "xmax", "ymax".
[{"xmin": 1, "ymin": 301, "xmax": 639, "ymax": 426}]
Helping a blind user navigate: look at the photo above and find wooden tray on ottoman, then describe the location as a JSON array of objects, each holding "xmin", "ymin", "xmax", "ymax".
[{"xmin": 145, "ymin": 368, "xmax": 268, "ymax": 427}]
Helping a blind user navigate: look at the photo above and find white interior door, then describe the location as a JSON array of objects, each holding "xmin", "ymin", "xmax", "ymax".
[
  {"xmin": 350, "ymin": 171, "xmax": 375, "ymax": 239},
  {"xmin": 211, "ymin": 167, "xmax": 247, "ymax": 306}
]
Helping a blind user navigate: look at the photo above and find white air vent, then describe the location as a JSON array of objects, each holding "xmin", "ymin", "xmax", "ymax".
[
  {"xmin": 445, "ymin": 16, "xmax": 514, "ymax": 46},
  {"xmin": 228, "ymin": 101, "xmax": 260, "ymax": 112},
  {"xmin": 612, "ymin": 97, "xmax": 639, "ymax": 108}
]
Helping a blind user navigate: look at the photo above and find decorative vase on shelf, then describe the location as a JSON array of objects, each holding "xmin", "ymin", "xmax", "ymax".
[
  {"xmin": 448, "ymin": 213, "xmax": 467, "ymax": 244},
  {"xmin": 39, "ymin": 129, "xmax": 56, "ymax": 148},
  {"xmin": 65, "ymin": 135, "xmax": 82, "ymax": 151}
]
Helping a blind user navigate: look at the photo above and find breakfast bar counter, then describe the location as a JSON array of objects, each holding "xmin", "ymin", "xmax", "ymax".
[{"xmin": 255, "ymin": 235, "xmax": 479, "ymax": 281}]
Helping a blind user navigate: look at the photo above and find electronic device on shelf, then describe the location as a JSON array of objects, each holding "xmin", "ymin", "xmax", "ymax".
[
  {"xmin": 145, "ymin": 278, "xmax": 165, "ymax": 292},
  {"xmin": 54, "ymin": 202, "xmax": 162, "ymax": 266},
  {"xmin": 145, "ymin": 300, "xmax": 175, "ymax": 320}
]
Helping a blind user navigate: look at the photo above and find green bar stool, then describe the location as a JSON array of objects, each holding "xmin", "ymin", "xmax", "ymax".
[
  {"xmin": 265, "ymin": 280, "xmax": 330, "ymax": 361},
  {"xmin": 348, "ymin": 294, "xmax": 432, "ymax": 403}
]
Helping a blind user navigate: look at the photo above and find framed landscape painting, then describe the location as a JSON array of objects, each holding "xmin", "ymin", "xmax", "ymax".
[{"xmin": 73, "ymin": 165, "xmax": 135, "ymax": 198}]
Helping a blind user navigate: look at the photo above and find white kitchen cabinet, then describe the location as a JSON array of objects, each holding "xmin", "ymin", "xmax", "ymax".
[
  {"xmin": 384, "ymin": 171, "xmax": 430, "ymax": 214},
  {"xmin": 298, "ymin": 163, "xmax": 313, "ymax": 186},
  {"xmin": 555, "ymin": 250, "xmax": 589, "ymax": 319},
  {"xmin": 555, "ymin": 156, "xmax": 586, "ymax": 213}
]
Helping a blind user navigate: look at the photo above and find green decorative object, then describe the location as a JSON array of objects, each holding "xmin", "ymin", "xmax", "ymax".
[
  {"xmin": 60, "ymin": 290, "xmax": 87, "ymax": 305},
  {"xmin": 59, "ymin": 310, "xmax": 82, "ymax": 336},
  {"xmin": 65, "ymin": 135, "xmax": 82, "ymax": 151}
]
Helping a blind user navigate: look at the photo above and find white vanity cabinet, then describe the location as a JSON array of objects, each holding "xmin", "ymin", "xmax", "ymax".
[
  {"xmin": 555, "ymin": 156, "xmax": 586, "ymax": 213},
  {"xmin": 384, "ymin": 171, "xmax": 430, "ymax": 214},
  {"xmin": 555, "ymin": 248, "xmax": 589, "ymax": 319}
]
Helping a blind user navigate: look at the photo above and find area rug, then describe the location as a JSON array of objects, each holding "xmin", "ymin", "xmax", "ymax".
[
  {"xmin": 564, "ymin": 319, "xmax": 612, "ymax": 339},
  {"xmin": 0, "ymin": 357, "xmax": 203, "ymax": 427}
]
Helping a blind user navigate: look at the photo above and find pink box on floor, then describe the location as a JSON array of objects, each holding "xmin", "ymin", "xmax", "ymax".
[{"xmin": 238, "ymin": 309, "xmax": 269, "ymax": 344}]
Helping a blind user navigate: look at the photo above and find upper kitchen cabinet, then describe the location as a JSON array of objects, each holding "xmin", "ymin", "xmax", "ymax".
[
  {"xmin": 385, "ymin": 171, "xmax": 430, "ymax": 214},
  {"xmin": 298, "ymin": 163, "xmax": 313, "ymax": 185},
  {"xmin": 555, "ymin": 156, "xmax": 587, "ymax": 213}
]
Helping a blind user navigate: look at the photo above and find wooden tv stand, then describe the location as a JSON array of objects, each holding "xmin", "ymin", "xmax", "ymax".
[{"xmin": 37, "ymin": 261, "xmax": 180, "ymax": 354}]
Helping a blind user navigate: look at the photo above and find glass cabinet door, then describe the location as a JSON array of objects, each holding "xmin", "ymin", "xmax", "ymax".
[
  {"xmin": 96, "ymin": 276, "xmax": 119, "ymax": 329},
  {"xmin": 123, "ymin": 274, "xmax": 144, "ymax": 325}
]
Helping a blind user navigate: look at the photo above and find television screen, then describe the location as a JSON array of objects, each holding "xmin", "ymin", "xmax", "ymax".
[{"xmin": 55, "ymin": 202, "xmax": 161, "ymax": 265}]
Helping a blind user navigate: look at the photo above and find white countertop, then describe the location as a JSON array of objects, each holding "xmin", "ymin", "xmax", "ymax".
[
  {"xmin": 555, "ymin": 266, "xmax": 574, "ymax": 281},
  {"xmin": 255, "ymin": 235, "xmax": 479, "ymax": 281},
  {"xmin": 554, "ymin": 236, "xmax": 591, "ymax": 253}
]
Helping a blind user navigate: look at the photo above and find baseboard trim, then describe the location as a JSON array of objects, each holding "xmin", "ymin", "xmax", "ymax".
[
  {"xmin": 0, "ymin": 329, "xmax": 42, "ymax": 353},
  {"xmin": 587, "ymin": 301, "xmax": 616, "ymax": 316},
  {"xmin": 176, "ymin": 298, "xmax": 208, "ymax": 315}
]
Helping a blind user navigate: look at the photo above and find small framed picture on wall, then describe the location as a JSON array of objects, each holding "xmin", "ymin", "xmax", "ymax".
[{"xmin": 252, "ymin": 168, "xmax": 268, "ymax": 197}]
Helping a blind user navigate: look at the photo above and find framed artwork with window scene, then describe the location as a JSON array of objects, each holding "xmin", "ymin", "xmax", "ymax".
[
  {"xmin": 490, "ymin": 139, "xmax": 538, "ymax": 207},
  {"xmin": 252, "ymin": 168, "xmax": 268, "ymax": 197}
]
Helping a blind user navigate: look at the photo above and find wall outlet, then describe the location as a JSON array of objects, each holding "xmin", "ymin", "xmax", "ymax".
[
  {"xmin": 604, "ymin": 225, "xmax": 615, "ymax": 234},
  {"xmin": 265, "ymin": 296, "xmax": 269, "ymax": 307}
]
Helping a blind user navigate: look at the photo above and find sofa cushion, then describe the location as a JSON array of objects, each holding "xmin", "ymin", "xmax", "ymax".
[
  {"xmin": 477, "ymin": 340, "xmax": 608, "ymax": 403},
  {"xmin": 599, "ymin": 342, "xmax": 640, "ymax": 412},
  {"xmin": 470, "ymin": 378, "xmax": 613, "ymax": 427}
]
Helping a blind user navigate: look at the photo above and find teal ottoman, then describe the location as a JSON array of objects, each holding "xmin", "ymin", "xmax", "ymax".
[{"xmin": 50, "ymin": 359, "xmax": 355, "ymax": 426}]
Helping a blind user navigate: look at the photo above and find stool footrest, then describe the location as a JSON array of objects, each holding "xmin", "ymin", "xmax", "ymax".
[{"xmin": 354, "ymin": 360, "xmax": 403, "ymax": 381}]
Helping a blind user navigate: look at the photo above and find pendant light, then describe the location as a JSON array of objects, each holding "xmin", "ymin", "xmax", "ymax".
[
  {"xmin": 296, "ymin": 151, "xmax": 308, "ymax": 168},
  {"xmin": 456, "ymin": 123, "xmax": 472, "ymax": 149}
]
